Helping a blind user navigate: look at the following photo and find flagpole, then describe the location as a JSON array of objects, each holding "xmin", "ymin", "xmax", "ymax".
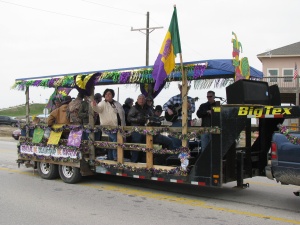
[
  {"xmin": 151, "ymin": 5, "xmax": 187, "ymax": 146},
  {"xmin": 180, "ymin": 52, "xmax": 188, "ymax": 148}
]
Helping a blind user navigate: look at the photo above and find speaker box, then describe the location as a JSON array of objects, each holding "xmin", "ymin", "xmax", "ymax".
[
  {"xmin": 269, "ymin": 84, "xmax": 281, "ymax": 106},
  {"xmin": 226, "ymin": 79, "xmax": 270, "ymax": 105}
]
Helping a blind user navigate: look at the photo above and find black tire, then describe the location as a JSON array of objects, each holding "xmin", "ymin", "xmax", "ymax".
[
  {"xmin": 58, "ymin": 165, "xmax": 82, "ymax": 184},
  {"xmin": 37, "ymin": 162, "xmax": 59, "ymax": 179}
]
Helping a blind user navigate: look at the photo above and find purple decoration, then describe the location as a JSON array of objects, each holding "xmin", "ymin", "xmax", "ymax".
[
  {"xmin": 19, "ymin": 84, "xmax": 25, "ymax": 91},
  {"xmin": 48, "ymin": 78, "xmax": 58, "ymax": 87},
  {"xmin": 93, "ymin": 73, "xmax": 101, "ymax": 84},
  {"xmin": 33, "ymin": 80, "xmax": 42, "ymax": 87},
  {"xmin": 193, "ymin": 64, "xmax": 206, "ymax": 79},
  {"xmin": 67, "ymin": 127, "xmax": 83, "ymax": 147},
  {"xmin": 140, "ymin": 80, "xmax": 166, "ymax": 99},
  {"xmin": 120, "ymin": 72, "xmax": 131, "ymax": 83},
  {"xmin": 152, "ymin": 38, "xmax": 172, "ymax": 91},
  {"xmin": 152, "ymin": 54, "xmax": 168, "ymax": 91}
]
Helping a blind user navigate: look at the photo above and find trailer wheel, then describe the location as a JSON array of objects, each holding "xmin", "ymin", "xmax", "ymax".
[
  {"xmin": 37, "ymin": 162, "xmax": 59, "ymax": 179},
  {"xmin": 58, "ymin": 165, "xmax": 82, "ymax": 184}
]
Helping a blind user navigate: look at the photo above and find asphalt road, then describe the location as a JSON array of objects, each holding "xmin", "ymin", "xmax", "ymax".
[{"xmin": 0, "ymin": 139, "xmax": 299, "ymax": 225}]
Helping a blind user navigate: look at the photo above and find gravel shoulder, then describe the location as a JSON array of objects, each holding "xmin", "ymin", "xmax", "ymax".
[{"xmin": 0, "ymin": 125, "xmax": 19, "ymax": 142}]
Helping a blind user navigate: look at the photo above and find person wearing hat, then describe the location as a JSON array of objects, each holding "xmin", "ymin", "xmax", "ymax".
[
  {"xmin": 47, "ymin": 96, "xmax": 72, "ymax": 126},
  {"xmin": 163, "ymin": 83, "xmax": 195, "ymax": 148},
  {"xmin": 49, "ymin": 95, "xmax": 63, "ymax": 113},
  {"xmin": 54, "ymin": 98, "xmax": 62, "ymax": 110},
  {"xmin": 163, "ymin": 83, "xmax": 195, "ymax": 126},
  {"xmin": 147, "ymin": 105, "xmax": 163, "ymax": 126},
  {"xmin": 148, "ymin": 104, "xmax": 175, "ymax": 165},
  {"xmin": 154, "ymin": 105, "xmax": 162, "ymax": 115}
]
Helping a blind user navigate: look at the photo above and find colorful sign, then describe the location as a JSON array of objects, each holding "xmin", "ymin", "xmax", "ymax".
[
  {"xmin": 20, "ymin": 145, "xmax": 80, "ymax": 159},
  {"xmin": 67, "ymin": 127, "xmax": 83, "ymax": 147},
  {"xmin": 47, "ymin": 124, "xmax": 63, "ymax": 145},
  {"xmin": 32, "ymin": 128, "xmax": 44, "ymax": 143}
]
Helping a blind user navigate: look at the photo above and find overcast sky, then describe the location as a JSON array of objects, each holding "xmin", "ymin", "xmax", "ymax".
[{"xmin": 0, "ymin": 0, "xmax": 299, "ymax": 114}]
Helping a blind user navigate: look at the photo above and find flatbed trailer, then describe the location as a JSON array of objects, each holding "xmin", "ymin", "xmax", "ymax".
[{"xmin": 14, "ymin": 59, "xmax": 284, "ymax": 188}]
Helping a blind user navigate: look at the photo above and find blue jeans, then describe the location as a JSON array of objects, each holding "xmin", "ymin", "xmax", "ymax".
[
  {"xmin": 82, "ymin": 130, "xmax": 102, "ymax": 141},
  {"xmin": 201, "ymin": 133, "xmax": 211, "ymax": 151},
  {"xmin": 107, "ymin": 133, "xmax": 117, "ymax": 160},
  {"xmin": 170, "ymin": 120, "xmax": 191, "ymax": 149},
  {"xmin": 153, "ymin": 134, "xmax": 174, "ymax": 150},
  {"xmin": 131, "ymin": 132, "xmax": 145, "ymax": 162},
  {"xmin": 94, "ymin": 130, "xmax": 102, "ymax": 141},
  {"xmin": 21, "ymin": 128, "xmax": 34, "ymax": 137},
  {"xmin": 82, "ymin": 131, "xmax": 89, "ymax": 141}
]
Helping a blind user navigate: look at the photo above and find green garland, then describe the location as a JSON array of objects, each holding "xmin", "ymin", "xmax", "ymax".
[
  {"xmin": 12, "ymin": 63, "xmax": 209, "ymax": 89},
  {"xmin": 19, "ymin": 124, "xmax": 220, "ymax": 141},
  {"xmin": 19, "ymin": 136, "xmax": 189, "ymax": 155}
]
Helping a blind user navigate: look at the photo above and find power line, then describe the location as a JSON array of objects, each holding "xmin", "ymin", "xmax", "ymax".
[
  {"xmin": 0, "ymin": 0, "xmax": 130, "ymax": 28},
  {"xmin": 1, "ymin": 0, "xmax": 204, "ymax": 59},
  {"xmin": 81, "ymin": 0, "xmax": 163, "ymax": 27},
  {"xmin": 81, "ymin": 0, "xmax": 144, "ymax": 15}
]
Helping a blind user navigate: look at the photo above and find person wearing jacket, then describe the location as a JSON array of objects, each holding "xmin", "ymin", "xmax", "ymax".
[
  {"xmin": 78, "ymin": 95, "xmax": 90, "ymax": 140},
  {"xmin": 149, "ymin": 105, "xmax": 175, "ymax": 165},
  {"xmin": 67, "ymin": 92, "xmax": 84, "ymax": 125},
  {"xmin": 122, "ymin": 97, "xmax": 134, "ymax": 126},
  {"xmin": 47, "ymin": 96, "xmax": 72, "ymax": 126},
  {"xmin": 47, "ymin": 96, "xmax": 72, "ymax": 139},
  {"xmin": 196, "ymin": 90, "xmax": 217, "ymax": 151},
  {"xmin": 128, "ymin": 96, "xmax": 174, "ymax": 164},
  {"xmin": 91, "ymin": 89, "xmax": 125, "ymax": 160},
  {"xmin": 127, "ymin": 94, "xmax": 153, "ymax": 162},
  {"xmin": 93, "ymin": 93, "xmax": 103, "ymax": 142}
]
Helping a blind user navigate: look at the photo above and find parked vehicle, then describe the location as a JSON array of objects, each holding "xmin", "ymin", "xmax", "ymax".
[
  {"xmin": 12, "ymin": 129, "xmax": 21, "ymax": 140},
  {"xmin": 0, "ymin": 115, "xmax": 18, "ymax": 127},
  {"xmin": 265, "ymin": 127, "xmax": 300, "ymax": 196}
]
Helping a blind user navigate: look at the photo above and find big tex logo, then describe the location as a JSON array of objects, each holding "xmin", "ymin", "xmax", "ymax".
[{"xmin": 238, "ymin": 106, "xmax": 291, "ymax": 118}]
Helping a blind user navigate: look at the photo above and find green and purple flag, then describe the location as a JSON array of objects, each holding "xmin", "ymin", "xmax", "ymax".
[
  {"xmin": 152, "ymin": 7, "xmax": 181, "ymax": 91},
  {"xmin": 46, "ymin": 87, "xmax": 73, "ymax": 112}
]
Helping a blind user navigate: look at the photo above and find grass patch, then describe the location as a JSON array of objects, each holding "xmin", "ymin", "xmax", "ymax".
[{"xmin": 0, "ymin": 104, "xmax": 46, "ymax": 117}]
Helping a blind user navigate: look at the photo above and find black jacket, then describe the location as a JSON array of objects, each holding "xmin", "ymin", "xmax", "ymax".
[
  {"xmin": 123, "ymin": 104, "xmax": 131, "ymax": 126},
  {"xmin": 196, "ymin": 101, "xmax": 217, "ymax": 127},
  {"xmin": 127, "ymin": 103, "xmax": 154, "ymax": 126}
]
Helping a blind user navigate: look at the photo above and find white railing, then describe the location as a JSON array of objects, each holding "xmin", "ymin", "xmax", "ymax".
[{"xmin": 262, "ymin": 76, "xmax": 299, "ymax": 89}]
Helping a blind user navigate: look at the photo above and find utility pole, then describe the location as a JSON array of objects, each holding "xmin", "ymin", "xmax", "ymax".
[
  {"xmin": 131, "ymin": 12, "xmax": 163, "ymax": 97},
  {"xmin": 131, "ymin": 12, "xmax": 163, "ymax": 66}
]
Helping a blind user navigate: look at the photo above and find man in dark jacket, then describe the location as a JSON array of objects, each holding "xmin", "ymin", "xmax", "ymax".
[
  {"xmin": 128, "ymin": 97, "xmax": 174, "ymax": 164},
  {"xmin": 196, "ymin": 90, "xmax": 217, "ymax": 151},
  {"xmin": 127, "ymin": 94, "xmax": 153, "ymax": 162}
]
